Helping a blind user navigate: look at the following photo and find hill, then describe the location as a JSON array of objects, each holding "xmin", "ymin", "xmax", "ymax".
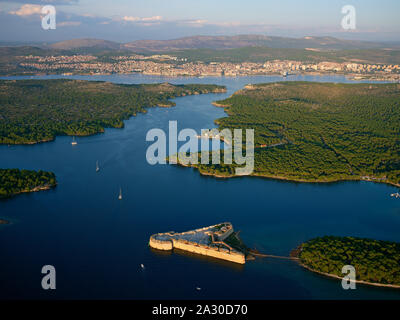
[
  {"xmin": 18, "ymin": 35, "xmax": 400, "ymax": 53},
  {"xmin": 123, "ymin": 35, "xmax": 397, "ymax": 52},
  {"xmin": 48, "ymin": 38, "xmax": 121, "ymax": 51}
]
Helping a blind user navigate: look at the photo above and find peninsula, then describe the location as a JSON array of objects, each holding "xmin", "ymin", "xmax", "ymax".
[
  {"xmin": 297, "ymin": 236, "xmax": 400, "ymax": 288},
  {"xmin": 0, "ymin": 169, "xmax": 56, "ymax": 199},
  {"xmin": 149, "ymin": 222, "xmax": 246, "ymax": 264},
  {"xmin": 0, "ymin": 80, "xmax": 226, "ymax": 145},
  {"xmin": 178, "ymin": 82, "xmax": 400, "ymax": 187}
]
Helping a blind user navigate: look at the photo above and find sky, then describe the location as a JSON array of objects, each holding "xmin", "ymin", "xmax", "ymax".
[{"xmin": 0, "ymin": 0, "xmax": 399, "ymax": 43}]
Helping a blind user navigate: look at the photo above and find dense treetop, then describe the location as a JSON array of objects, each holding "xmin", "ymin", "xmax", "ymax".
[
  {"xmin": 0, "ymin": 79, "xmax": 225, "ymax": 144},
  {"xmin": 192, "ymin": 82, "xmax": 400, "ymax": 185},
  {"xmin": 170, "ymin": 47, "xmax": 400, "ymax": 64},
  {"xmin": 299, "ymin": 236, "xmax": 400, "ymax": 286},
  {"xmin": 0, "ymin": 169, "xmax": 56, "ymax": 198}
]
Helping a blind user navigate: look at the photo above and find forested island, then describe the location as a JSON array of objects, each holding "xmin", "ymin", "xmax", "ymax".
[
  {"xmin": 185, "ymin": 82, "xmax": 400, "ymax": 186},
  {"xmin": 0, "ymin": 80, "xmax": 226, "ymax": 144},
  {"xmin": 0, "ymin": 168, "xmax": 56, "ymax": 199},
  {"xmin": 298, "ymin": 236, "xmax": 400, "ymax": 288}
]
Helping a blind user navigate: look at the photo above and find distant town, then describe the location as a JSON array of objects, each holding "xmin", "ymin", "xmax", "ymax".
[{"xmin": 18, "ymin": 53, "xmax": 400, "ymax": 81}]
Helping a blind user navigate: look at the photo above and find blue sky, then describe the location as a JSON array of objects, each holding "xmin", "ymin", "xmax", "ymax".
[{"xmin": 0, "ymin": 0, "xmax": 399, "ymax": 42}]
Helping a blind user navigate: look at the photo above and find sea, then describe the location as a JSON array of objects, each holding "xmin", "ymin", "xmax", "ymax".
[{"xmin": 0, "ymin": 74, "xmax": 399, "ymax": 299}]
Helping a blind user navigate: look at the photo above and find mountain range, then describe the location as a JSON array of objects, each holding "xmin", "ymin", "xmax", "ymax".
[{"xmin": 42, "ymin": 35, "xmax": 399, "ymax": 53}]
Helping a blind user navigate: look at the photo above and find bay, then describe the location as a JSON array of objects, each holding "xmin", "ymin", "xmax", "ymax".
[{"xmin": 0, "ymin": 74, "xmax": 399, "ymax": 299}]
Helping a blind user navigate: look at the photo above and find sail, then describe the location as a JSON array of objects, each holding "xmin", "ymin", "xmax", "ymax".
[{"xmin": 71, "ymin": 136, "xmax": 77, "ymax": 145}]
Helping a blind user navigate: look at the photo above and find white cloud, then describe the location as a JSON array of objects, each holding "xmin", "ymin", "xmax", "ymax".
[
  {"xmin": 9, "ymin": 4, "xmax": 42, "ymax": 16},
  {"xmin": 122, "ymin": 16, "xmax": 139, "ymax": 22},
  {"xmin": 142, "ymin": 16, "xmax": 162, "ymax": 22},
  {"xmin": 185, "ymin": 19, "xmax": 208, "ymax": 24},
  {"xmin": 58, "ymin": 21, "xmax": 81, "ymax": 27},
  {"xmin": 177, "ymin": 19, "xmax": 208, "ymax": 28},
  {"xmin": 5, "ymin": 0, "xmax": 77, "ymax": 3},
  {"xmin": 122, "ymin": 15, "xmax": 162, "ymax": 23}
]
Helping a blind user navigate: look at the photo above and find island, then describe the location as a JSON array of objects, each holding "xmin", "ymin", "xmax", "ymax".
[
  {"xmin": 0, "ymin": 79, "xmax": 226, "ymax": 144},
  {"xmin": 179, "ymin": 82, "xmax": 400, "ymax": 187},
  {"xmin": 149, "ymin": 222, "xmax": 246, "ymax": 264},
  {"xmin": 0, "ymin": 169, "xmax": 56, "ymax": 199},
  {"xmin": 296, "ymin": 236, "xmax": 400, "ymax": 288}
]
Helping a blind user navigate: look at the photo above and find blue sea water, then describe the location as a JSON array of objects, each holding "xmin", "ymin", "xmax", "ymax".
[{"xmin": 0, "ymin": 74, "xmax": 399, "ymax": 299}]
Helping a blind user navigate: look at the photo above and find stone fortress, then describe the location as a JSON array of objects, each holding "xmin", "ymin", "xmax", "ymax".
[{"xmin": 149, "ymin": 222, "xmax": 245, "ymax": 264}]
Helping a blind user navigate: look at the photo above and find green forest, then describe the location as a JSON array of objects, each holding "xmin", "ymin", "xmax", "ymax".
[
  {"xmin": 0, "ymin": 79, "xmax": 225, "ymax": 144},
  {"xmin": 191, "ymin": 82, "xmax": 400, "ymax": 185},
  {"xmin": 169, "ymin": 47, "xmax": 400, "ymax": 64},
  {"xmin": 0, "ymin": 169, "xmax": 56, "ymax": 198},
  {"xmin": 299, "ymin": 236, "xmax": 400, "ymax": 286}
]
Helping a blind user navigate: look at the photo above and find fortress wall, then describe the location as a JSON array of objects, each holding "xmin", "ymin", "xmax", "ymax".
[
  {"xmin": 148, "ymin": 222, "xmax": 245, "ymax": 264},
  {"xmin": 172, "ymin": 239, "xmax": 245, "ymax": 264},
  {"xmin": 149, "ymin": 236, "xmax": 173, "ymax": 251}
]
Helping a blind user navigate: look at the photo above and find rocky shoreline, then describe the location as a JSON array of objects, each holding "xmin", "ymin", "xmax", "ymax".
[
  {"xmin": 176, "ymin": 162, "xmax": 400, "ymax": 188},
  {"xmin": 292, "ymin": 240, "xmax": 400, "ymax": 290},
  {"xmin": 298, "ymin": 261, "xmax": 400, "ymax": 289},
  {"xmin": 0, "ymin": 184, "xmax": 56, "ymax": 200}
]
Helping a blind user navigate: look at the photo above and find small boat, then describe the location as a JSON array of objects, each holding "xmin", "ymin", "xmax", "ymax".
[
  {"xmin": 96, "ymin": 161, "xmax": 100, "ymax": 172},
  {"xmin": 118, "ymin": 187, "xmax": 122, "ymax": 200},
  {"xmin": 196, "ymin": 287, "xmax": 201, "ymax": 291},
  {"xmin": 71, "ymin": 136, "xmax": 77, "ymax": 145},
  {"xmin": 391, "ymin": 192, "xmax": 400, "ymax": 198},
  {"xmin": 140, "ymin": 264, "xmax": 145, "ymax": 270}
]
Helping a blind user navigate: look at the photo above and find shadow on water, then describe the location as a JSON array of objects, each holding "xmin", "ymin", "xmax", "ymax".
[
  {"xmin": 149, "ymin": 246, "xmax": 244, "ymax": 272},
  {"xmin": 149, "ymin": 247, "xmax": 173, "ymax": 257},
  {"xmin": 173, "ymin": 248, "xmax": 245, "ymax": 272}
]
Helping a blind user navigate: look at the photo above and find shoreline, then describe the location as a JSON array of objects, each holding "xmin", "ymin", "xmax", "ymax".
[
  {"xmin": 174, "ymin": 162, "xmax": 400, "ymax": 188},
  {"xmin": 202, "ymin": 85, "xmax": 400, "ymax": 189},
  {"xmin": 1, "ymin": 71, "xmax": 399, "ymax": 82},
  {"xmin": 0, "ymin": 85, "xmax": 226, "ymax": 146},
  {"xmin": 298, "ymin": 262, "xmax": 400, "ymax": 290},
  {"xmin": 211, "ymin": 102, "xmax": 230, "ymax": 108},
  {"xmin": 0, "ymin": 184, "xmax": 56, "ymax": 200}
]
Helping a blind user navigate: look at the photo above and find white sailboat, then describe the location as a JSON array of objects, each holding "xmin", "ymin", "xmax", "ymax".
[
  {"xmin": 118, "ymin": 187, "xmax": 122, "ymax": 200},
  {"xmin": 96, "ymin": 160, "xmax": 100, "ymax": 172},
  {"xmin": 71, "ymin": 136, "xmax": 77, "ymax": 145}
]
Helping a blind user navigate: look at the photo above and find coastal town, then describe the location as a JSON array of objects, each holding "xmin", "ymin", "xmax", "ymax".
[{"xmin": 18, "ymin": 53, "xmax": 400, "ymax": 81}]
